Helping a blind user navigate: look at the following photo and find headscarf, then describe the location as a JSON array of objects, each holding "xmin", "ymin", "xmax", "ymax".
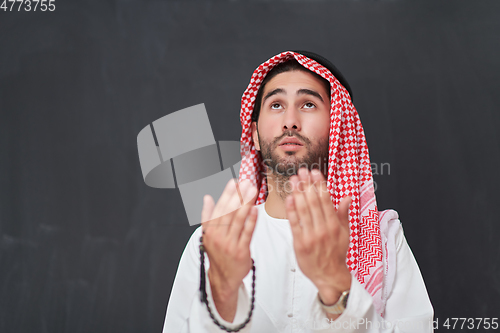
[{"xmin": 238, "ymin": 51, "xmax": 393, "ymax": 316}]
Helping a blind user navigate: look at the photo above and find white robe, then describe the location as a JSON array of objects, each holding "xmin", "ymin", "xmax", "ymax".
[{"xmin": 163, "ymin": 203, "xmax": 434, "ymax": 332}]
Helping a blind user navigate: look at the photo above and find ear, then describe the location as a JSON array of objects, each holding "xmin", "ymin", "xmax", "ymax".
[{"xmin": 251, "ymin": 122, "xmax": 260, "ymax": 151}]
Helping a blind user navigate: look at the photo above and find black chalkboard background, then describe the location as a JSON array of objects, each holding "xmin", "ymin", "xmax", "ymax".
[{"xmin": 1, "ymin": 1, "xmax": 499, "ymax": 332}]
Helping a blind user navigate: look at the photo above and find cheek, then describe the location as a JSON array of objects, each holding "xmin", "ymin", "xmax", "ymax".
[
  {"xmin": 256, "ymin": 121, "xmax": 277, "ymax": 143},
  {"xmin": 319, "ymin": 121, "xmax": 330, "ymax": 139},
  {"xmin": 307, "ymin": 114, "xmax": 330, "ymax": 141}
]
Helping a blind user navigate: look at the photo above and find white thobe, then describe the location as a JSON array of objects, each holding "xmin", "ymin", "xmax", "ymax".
[{"xmin": 163, "ymin": 203, "xmax": 434, "ymax": 332}]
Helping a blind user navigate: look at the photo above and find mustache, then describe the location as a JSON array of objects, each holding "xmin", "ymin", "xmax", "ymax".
[{"xmin": 272, "ymin": 130, "xmax": 311, "ymax": 147}]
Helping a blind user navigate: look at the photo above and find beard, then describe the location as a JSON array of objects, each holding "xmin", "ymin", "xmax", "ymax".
[{"xmin": 258, "ymin": 130, "xmax": 329, "ymax": 199}]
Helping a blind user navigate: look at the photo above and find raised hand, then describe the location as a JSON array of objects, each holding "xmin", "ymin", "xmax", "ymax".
[
  {"xmin": 285, "ymin": 168, "xmax": 352, "ymax": 309},
  {"xmin": 201, "ymin": 179, "xmax": 258, "ymax": 322}
]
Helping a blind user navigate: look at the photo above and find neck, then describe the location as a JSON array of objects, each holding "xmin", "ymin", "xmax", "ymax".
[{"xmin": 264, "ymin": 173, "xmax": 290, "ymax": 219}]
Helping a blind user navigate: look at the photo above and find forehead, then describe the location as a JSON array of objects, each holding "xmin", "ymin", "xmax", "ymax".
[{"xmin": 262, "ymin": 69, "xmax": 330, "ymax": 98}]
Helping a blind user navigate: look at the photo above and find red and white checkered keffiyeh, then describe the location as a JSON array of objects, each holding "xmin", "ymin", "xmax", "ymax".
[{"xmin": 238, "ymin": 51, "xmax": 391, "ymax": 316}]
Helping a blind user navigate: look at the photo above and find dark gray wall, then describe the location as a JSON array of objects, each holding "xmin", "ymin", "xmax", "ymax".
[{"xmin": 1, "ymin": 1, "xmax": 499, "ymax": 332}]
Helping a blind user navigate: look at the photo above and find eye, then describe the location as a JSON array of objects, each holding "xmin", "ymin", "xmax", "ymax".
[
  {"xmin": 270, "ymin": 102, "xmax": 282, "ymax": 110},
  {"xmin": 303, "ymin": 102, "xmax": 316, "ymax": 109}
]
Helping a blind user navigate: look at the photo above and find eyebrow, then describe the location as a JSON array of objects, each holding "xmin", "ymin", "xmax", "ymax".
[{"xmin": 262, "ymin": 88, "xmax": 325, "ymax": 105}]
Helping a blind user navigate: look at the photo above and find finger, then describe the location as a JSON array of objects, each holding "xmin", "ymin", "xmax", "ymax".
[
  {"xmin": 296, "ymin": 168, "xmax": 308, "ymax": 197},
  {"xmin": 316, "ymin": 173, "xmax": 336, "ymax": 219},
  {"xmin": 212, "ymin": 179, "xmax": 241, "ymax": 227},
  {"xmin": 201, "ymin": 194, "xmax": 215, "ymax": 225},
  {"xmin": 299, "ymin": 168, "xmax": 325, "ymax": 232},
  {"xmin": 307, "ymin": 169, "xmax": 327, "ymax": 232},
  {"xmin": 237, "ymin": 206, "xmax": 258, "ymax": 250},
  {"xmin": 337, "ymin": 196, "xmax": 352, "ymax": 230},
  {"xmin": 238, "ymin": 179, "xmax": 256, "ymax": 205},
  {"xmin": 227, "ymin": 183, "xmax": 257, "ymax": 245},
  {"xmin": 219, "ymin": 181, "xmax": 248, "ymax": 233},
  {"xmin": 291, "ymin": 173, "xmax": 312, "ymax": 236},
  {"xmin": 225, "ymin": 180, "xmax": 252, "ymax": 219},
  {"xmin": 211, "ymin": 179, "xmax": 238, "ymax": 219},
  {"xmin": 285, "ymin": 194, "xmax": 303, "ymax": 243},
  {"xmin": 224, "ymin": 179, "xmax": 250, "ymax": 216}
]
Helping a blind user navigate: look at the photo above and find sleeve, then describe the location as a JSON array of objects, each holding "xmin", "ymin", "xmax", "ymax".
[
  {"xmin": 162, "ymin": 226, "xmax": 254, "ymax": 333},
  {"xmin": 305, "ymin": 222, "xmax": 434, "ymax": 333}
]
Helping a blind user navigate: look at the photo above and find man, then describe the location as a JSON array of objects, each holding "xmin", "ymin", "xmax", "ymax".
[{"xmin": 163, "ymin": 51, "xmax": 433, "ymax": 332}]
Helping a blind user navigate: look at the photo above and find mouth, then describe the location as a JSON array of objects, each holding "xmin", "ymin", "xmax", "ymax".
[
  {"xmin": 278, "ymin": 140, "xmax": 303, "ymax": 151},
  {"xmin": 279, "ymin": 137, "xmax": 304, "ymax": 147}
]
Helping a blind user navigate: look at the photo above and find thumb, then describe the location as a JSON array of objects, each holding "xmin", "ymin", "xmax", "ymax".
[{"xmin": 337, "ymin": 196, "xmax": 351, "ymax": 230}]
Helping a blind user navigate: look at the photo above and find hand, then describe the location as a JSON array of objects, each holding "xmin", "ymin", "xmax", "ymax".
[
  {"xmin": 285, "ymin": 168, "xmax": 352, "ymax": 306},
  {"xmin": 201, "ymin": 179, "xmax": 258, "ymax": 322}
]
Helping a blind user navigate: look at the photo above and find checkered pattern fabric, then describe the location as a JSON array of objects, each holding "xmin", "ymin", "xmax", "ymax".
[{"xmin": 238, "ymin": 51, "xmax": 385, "ymax": 315}]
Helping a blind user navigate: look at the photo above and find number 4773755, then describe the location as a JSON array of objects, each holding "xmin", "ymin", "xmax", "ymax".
[
  {"xmin": 1, "ymin": 0, "xmax": 56, "ymax": 11},
  {"xmin": 443, "ymin": 318, "xmax": 498, "ymax": 330}
]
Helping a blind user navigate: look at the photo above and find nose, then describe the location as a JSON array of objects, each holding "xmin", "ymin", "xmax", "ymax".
[{"xmin": 282, "ymin": 108, "xmax": 301, "ymax": 132}]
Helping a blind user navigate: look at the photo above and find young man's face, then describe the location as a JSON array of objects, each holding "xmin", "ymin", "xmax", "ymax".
[{"xmin": 252, "ymin": 69, "xmax": 331, "ymax": 177}]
